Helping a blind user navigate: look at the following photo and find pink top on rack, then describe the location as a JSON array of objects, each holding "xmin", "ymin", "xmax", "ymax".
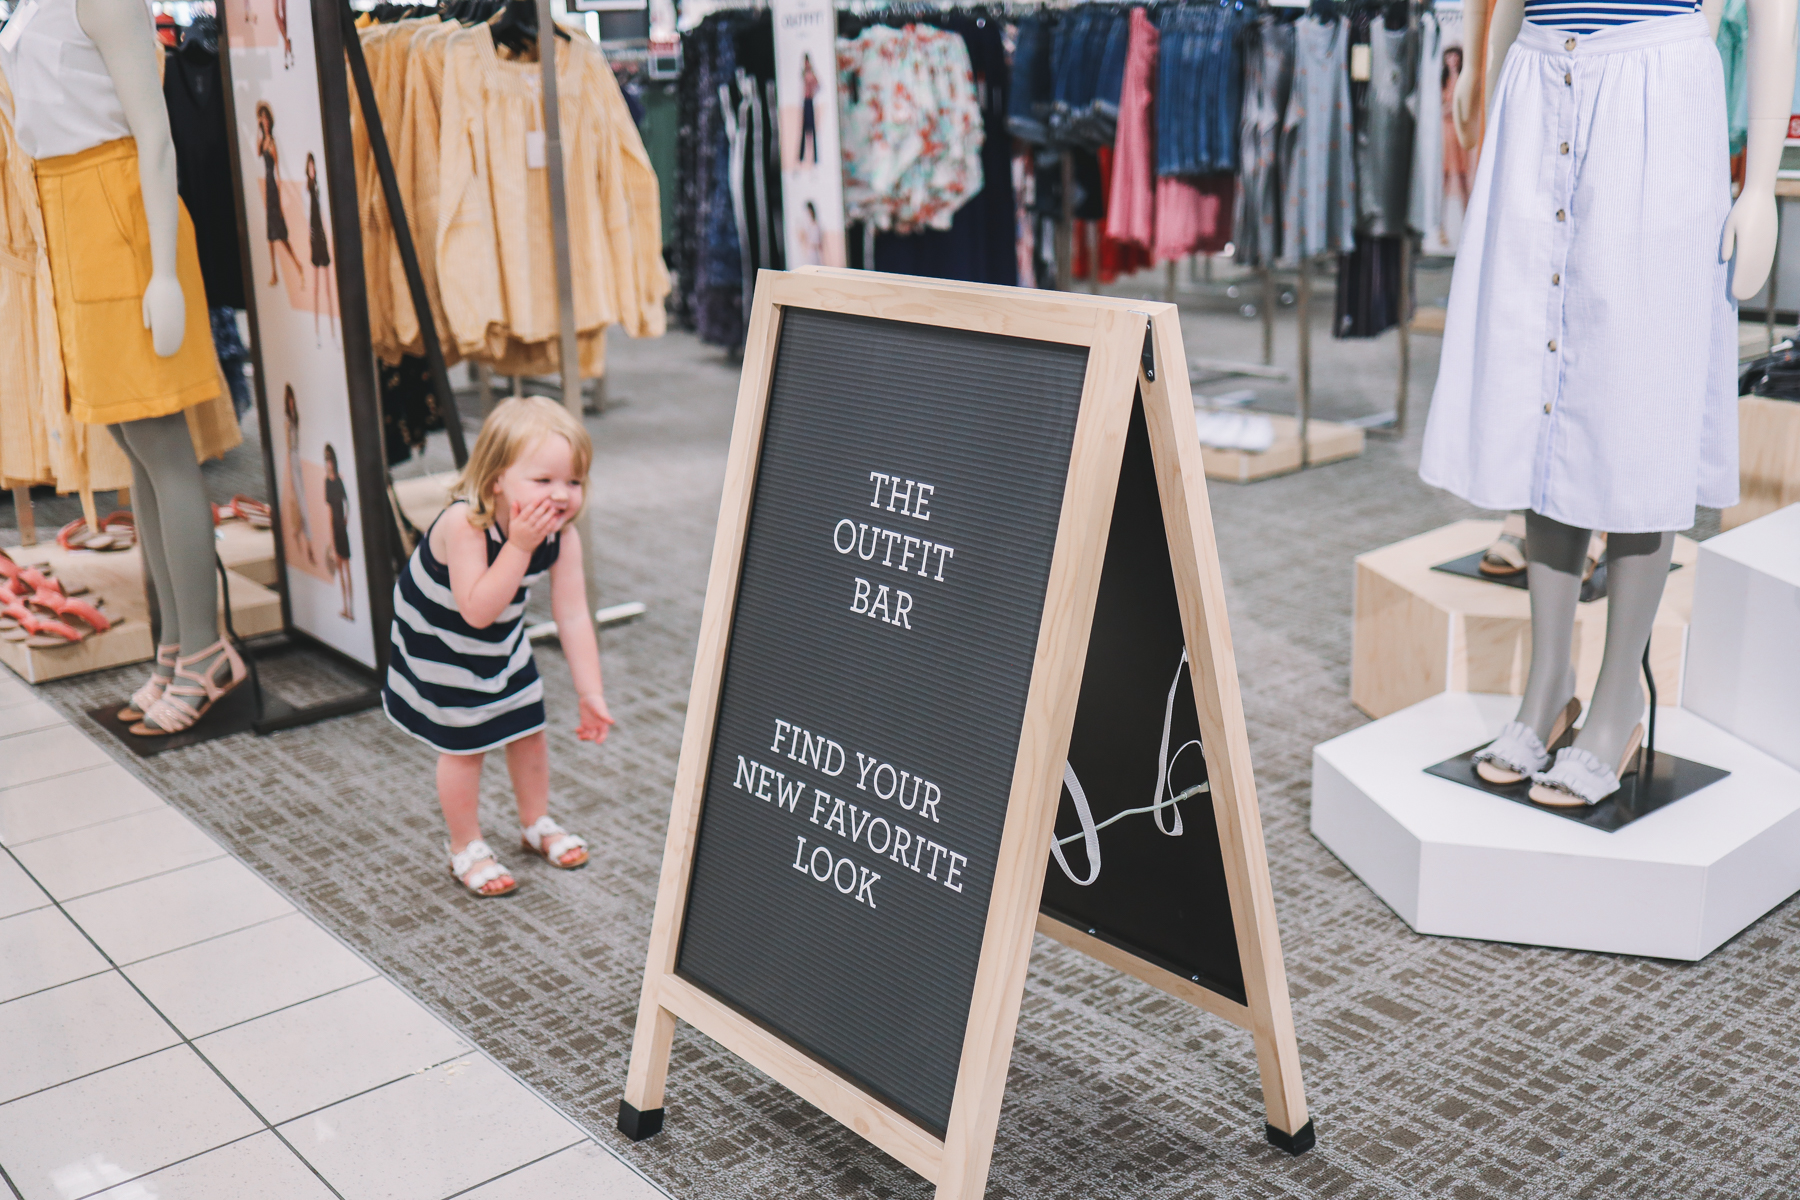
[{"xmin": 1105, "ymin": 6, "xmax": 1158, "ymax": 249}]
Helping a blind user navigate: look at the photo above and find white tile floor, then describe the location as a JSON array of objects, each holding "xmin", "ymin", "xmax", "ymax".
[{"xmin": 0, "ymin": 674, "xmax": 666, "ymax": 1200}]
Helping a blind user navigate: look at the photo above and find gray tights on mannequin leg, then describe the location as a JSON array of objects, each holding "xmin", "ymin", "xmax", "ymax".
[
  {"xmin": 1516, "ymin": 511, "xmax": 1674, "ymax": 767},
  {"xmin": 108, "ymin": 414, "xmax": 220, "ymax": 669}
]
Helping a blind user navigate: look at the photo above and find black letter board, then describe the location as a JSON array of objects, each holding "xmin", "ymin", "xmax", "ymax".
[
  {"xmin": 676, "ymin": 307, "xmax": 1089, "ymax": 1134},
  {"xmin": 623, "ymin": 269, "xmax": 1312, "ymax": 1199}
]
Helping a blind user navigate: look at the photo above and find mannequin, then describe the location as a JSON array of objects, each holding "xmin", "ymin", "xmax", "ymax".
[
  {"xmin": 1422, "ymin": 0, "xmax": 1798, "ymax": 806},
  {"xmin": 0, "ymin": 0, "xmax": 246, "ymax": 733}
]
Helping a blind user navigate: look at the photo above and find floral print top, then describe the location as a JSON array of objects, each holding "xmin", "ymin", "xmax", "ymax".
[{"xmin": 838, "ymin": 24, "xmax": 985, "ymax": 234}]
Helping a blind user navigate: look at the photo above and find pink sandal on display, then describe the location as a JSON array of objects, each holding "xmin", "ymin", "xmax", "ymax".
[
  {"xmin": 449, "ymin": 838, "xmax": 518, "ymax": 897},
  {"xmin": 118, "ymin": 643, "xmax": 182, "ymax": 722},
  {"xmin": 129, "ymin": 638, "xmax": 247, "ymax": 736},
  {"xmin": 520, "ymin": 816, "xmax": 588, "ymax": 869}
]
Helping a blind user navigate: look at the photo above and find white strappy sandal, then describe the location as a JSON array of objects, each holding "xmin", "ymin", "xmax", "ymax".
[
  {"xmin": 449, "ymin": 838, "xmax": 518, "ymax": 897},
  {"xmin": 520, "ymin": 816, "xmax": 588, "ymax": 869}
]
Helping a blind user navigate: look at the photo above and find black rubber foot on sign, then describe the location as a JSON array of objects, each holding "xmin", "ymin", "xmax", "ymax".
[
  {"xmin": 618, "ymin": 1101, "xmax": 665, "ymax": 1141},
  {"xmin": 1266, "ymin": 1119, "xmax": 1316, "ymax": 1155}
]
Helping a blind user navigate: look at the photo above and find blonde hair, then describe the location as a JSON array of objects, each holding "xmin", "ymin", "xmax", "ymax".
[{"xmin": 451, "ymin": 396, "xmax": 593, "ymax": 530}]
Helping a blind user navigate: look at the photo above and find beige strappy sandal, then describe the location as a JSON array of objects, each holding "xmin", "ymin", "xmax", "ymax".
[
  {"xmin": 118, "ymin": 644, "xmax": 182, "ymax": 723},
  {"xmin": 1478, "ymin": 513, "xmax": 1529, "ymax": 577},
  {"xmin": 129, "ymin": 638, "xmax": 247, "ymax": 736}
]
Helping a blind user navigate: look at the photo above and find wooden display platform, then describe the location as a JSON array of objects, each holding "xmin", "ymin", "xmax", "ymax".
[
  {"xmin": 1351, "ymin": 519, "xmax": 1696, "ymax": 720},
  {"xmin": 1722, "ymin": 395, "xmax": 1800, "ymax": 532},
  {"xmin": 1199, "ymin": 415, "xmax": 1364, "ymax": 483},
  {"xmin": 0, "ymin": 539, "xmax": 281, "ymax": 685},
  {"xmin": 214, "ymin": 517, "xmax": 279, "ymax": 586},
  {"xmin": 392, "ymin": 470, "xmax": 460, "ymax": 536}
]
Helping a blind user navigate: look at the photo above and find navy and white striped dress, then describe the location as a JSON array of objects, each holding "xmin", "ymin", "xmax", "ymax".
[
  {"xmin": 382, "ymin": 502, "xmax": 560, "ymax": 754},
  {"xmin": 1522, "ymin": 0, "xmax": 1698, "ymax": 34}
]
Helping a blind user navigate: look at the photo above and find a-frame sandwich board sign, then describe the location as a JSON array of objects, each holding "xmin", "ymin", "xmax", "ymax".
[{"xmin": 620, "ymin": 267, "xmax": 1313, "ymax": 1198}]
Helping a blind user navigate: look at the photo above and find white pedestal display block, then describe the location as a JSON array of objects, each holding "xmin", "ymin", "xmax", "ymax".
[
  {"xmin": 1312, "ymin": 693, "xmax": 1800, "ymax": 960},
  {"xmin": 1683, "ymin": 503, "xmax": 1800, "ymax": 773}
]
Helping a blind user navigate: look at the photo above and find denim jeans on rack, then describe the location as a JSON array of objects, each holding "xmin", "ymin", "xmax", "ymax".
[
  {"xmin": 1007, "ymin": 12, "xmax": 1054, "ymax": 143},
  {"xmin": 1088, "ymin": 7, "xmax": 1131, "ymax": 145}
]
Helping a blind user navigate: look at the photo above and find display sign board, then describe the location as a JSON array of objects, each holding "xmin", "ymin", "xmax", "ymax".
[
  {"xmin": 772, "ymin": 0, "xmax": 846, "ymax": 267},
  {"xmin": 622, "ymin": 269, "xmax": 1311, "ymax": 1198},
  {"xmin": 220, "ymin": 0, "xmax": 393, "ymax": 669}
]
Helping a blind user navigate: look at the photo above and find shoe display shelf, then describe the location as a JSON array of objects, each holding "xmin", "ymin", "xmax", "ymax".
[
  {"xmin": 1, "ymin": 523, "xmax": 281, "ymax": 685},
  {"xmin": 1350, "ymin": 519, "xmax": 1696, "ymax": 720},
  {"xmin": 1312, "ymin": 691, "xmax": 1800, "ymax": 959},
  {"xmin": 1199, "ymin": 415, "xmax": 1364, "ymax": 483},
  {"xmin": 1721, "ymin": 395, "xmax": 1800, "ymax": 532}
]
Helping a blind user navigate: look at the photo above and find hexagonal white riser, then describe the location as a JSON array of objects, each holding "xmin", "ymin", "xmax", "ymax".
[
  {"xmin": 1683, "ymin": 502, "xmax": 1800, "ymax": 774},
  {"xmin": 1311, "ymin": 693, "xmax": 1800, "ymax": 960}
]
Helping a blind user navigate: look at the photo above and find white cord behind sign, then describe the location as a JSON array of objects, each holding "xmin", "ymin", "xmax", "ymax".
[{"xmin": 1051, "ymin": 649, "xmax": 1209, "ymax": 887}]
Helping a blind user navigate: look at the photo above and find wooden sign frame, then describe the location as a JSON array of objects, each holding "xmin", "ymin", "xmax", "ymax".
[{"xmin": 621, "ymin": 268, "xmax": 1311, "ymax": 1197}]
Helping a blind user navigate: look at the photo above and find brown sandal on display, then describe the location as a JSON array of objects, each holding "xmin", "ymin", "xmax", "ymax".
[
  {"xmin": 1477, "ymin": 513, "xmax": 1529, "ymax": 578},
  {"xmin": 118, "ymin": 644, "xmax": 182, "ymax": 722},
  {"xmin": 230, "ymin": 496, "xmax": 272, "ymax": 528},
  {"xmin": 129, "ymin": 639, "xmax": 247, "ymax": 736}
]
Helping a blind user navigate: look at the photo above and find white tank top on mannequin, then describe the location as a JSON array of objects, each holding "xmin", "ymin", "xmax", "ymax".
[{"xmin": 0, "ymin": 0, "xmax": 133, "ymax": 160}]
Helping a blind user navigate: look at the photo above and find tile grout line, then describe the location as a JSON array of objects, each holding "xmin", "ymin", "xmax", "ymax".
[
  {"xmin": 0, "ymin": 967, "xmax": 114, "ymax": 1010},
  {"xmin": 0, "ymin": 800, "xmax": 174, "ymax": 849},
  {"xmin": 0, "ymin": 841, "xmax": 349, "ymax": 1200},
  {"xmin": 114, "ymin": 909, "xmax": 306, "ymax": 970},
  {"xmin": 436, "ymin": 1139, "xmax": 587, "ymax": 1200},
  {"xmin": 68, "ymin": 1131, "xmax": 267, "ymax": 1200},
  {"xmin": 28, "ymin": 852, "xmax": 232, "ymax": 906},
  {"xmin": 261, "ymin": 1049, "xmax": 478, "ymax": 1129},
  {"xmin": 0, "ymin": 1155, "xmax": 23, "ymax": 1200},
  {"xmin": 165, "ymin": 973, "xmax": 379, "ymax": 1042}
]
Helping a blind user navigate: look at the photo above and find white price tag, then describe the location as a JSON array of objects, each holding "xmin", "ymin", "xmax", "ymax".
[
  {"xmin": 1349, "ymin": 43, "xmax": 1372, "ymax": 82},
  {"xmin": 0, "ymin": 0, "xmax": 42, "ymax": 53},
  {"xmin": 525, "ymin": 131, "xmax": 546, "ymax": 170}
]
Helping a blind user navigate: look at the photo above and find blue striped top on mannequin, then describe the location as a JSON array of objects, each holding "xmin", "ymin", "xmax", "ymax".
[{"xmin": 1523, "ymin": 0, "xmax": 1699, "ymax": 33}]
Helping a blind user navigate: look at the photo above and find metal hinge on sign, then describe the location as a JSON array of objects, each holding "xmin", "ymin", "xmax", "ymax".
[{"xmin": 1141, "ymin": 324, "xmax": 1156, "ymax": 381}]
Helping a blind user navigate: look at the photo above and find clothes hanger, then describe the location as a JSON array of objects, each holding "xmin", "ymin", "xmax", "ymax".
[{"xmin": 489, "ymin": 0, "xmax": 571, "ymax": 55}]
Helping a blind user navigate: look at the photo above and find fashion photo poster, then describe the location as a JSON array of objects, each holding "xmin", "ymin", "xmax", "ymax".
[
  {"xmin": 773, "ymin": 0, "xmax": 846, "ymax": 267},
  {"xmin": 1422, "ymin": 1, "xmax": 1474, "ymax": 257},
  {"xmin": 223, "ymin": 0, "xmax": 375, "ymax": 666}
]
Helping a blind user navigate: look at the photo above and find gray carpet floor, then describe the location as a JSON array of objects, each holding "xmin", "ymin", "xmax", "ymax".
[{"xmin": 9, "ymin": 266, "xmax": 1792, "ymax": 1200}]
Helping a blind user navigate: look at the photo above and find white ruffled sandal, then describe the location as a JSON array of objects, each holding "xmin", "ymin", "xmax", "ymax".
[
  {"xmin": 449, "ymin": 838, "xmax": 518, "ymax": 897},
  {"xmin": 521, "ymin": 816, "xmax": 588, "ymax": 869},
  {"xmin": 1472, "ymin": 696, "xmax": 1581, "ymax": 785},
  {"xmin": 1529, "ymin": 723, "xmax": 1645, "ymax": 808}
]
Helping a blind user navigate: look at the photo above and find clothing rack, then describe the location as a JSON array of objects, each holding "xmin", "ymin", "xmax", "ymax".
[{"xmin": 345, "ymin": 0, "xmax": 644, "ymax": 630}]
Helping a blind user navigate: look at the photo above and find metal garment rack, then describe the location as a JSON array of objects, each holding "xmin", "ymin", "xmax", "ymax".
[{"xmin": 532, "ymin": 0, "xmax": 646, "ymax": 636}]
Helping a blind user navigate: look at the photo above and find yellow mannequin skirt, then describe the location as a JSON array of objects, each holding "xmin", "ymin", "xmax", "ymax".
[{"xmin": 34, "ymin": 137, "xmax": 221, "ymax": 426}]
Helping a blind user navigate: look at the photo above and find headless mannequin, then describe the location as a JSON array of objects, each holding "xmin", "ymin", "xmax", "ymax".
[
  {"xmin": 1453, "ymin": 0, "xmax": 1796, "ymax": 791},
  {"xmin": 82, "ymin": 0, "xmax": 226, "ymax": 724}
]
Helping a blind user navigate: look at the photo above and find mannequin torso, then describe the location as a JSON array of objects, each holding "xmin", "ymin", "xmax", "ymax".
[{"xmin": 0, "ymin": 0, "xmax": 132, "ymax": 160}]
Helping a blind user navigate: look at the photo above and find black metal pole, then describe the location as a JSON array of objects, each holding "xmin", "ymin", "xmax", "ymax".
[{"xmin": 338, "ymin": 1, "xmax": 469, "ymax": 467}]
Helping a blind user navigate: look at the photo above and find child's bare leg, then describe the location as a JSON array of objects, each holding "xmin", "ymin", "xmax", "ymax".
[
  {"xmin": 439, "ymin": 750, "xmax": 486, "ymax": 853},
  {"xmin": 507, "ymin": 730, "xmax": 583, "ymax": 866},
  {"xmin": 505, "ymin": 731, "xmax": 549, "ymax": 829},
  {"xmin": 441, "ymin": 750, "xmax": 513, "ymax": 892}
]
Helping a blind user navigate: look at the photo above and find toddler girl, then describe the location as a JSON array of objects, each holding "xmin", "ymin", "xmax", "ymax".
[{"xmin": 382, "ymin": 397, "xmax": 614, "ymax": 896}]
